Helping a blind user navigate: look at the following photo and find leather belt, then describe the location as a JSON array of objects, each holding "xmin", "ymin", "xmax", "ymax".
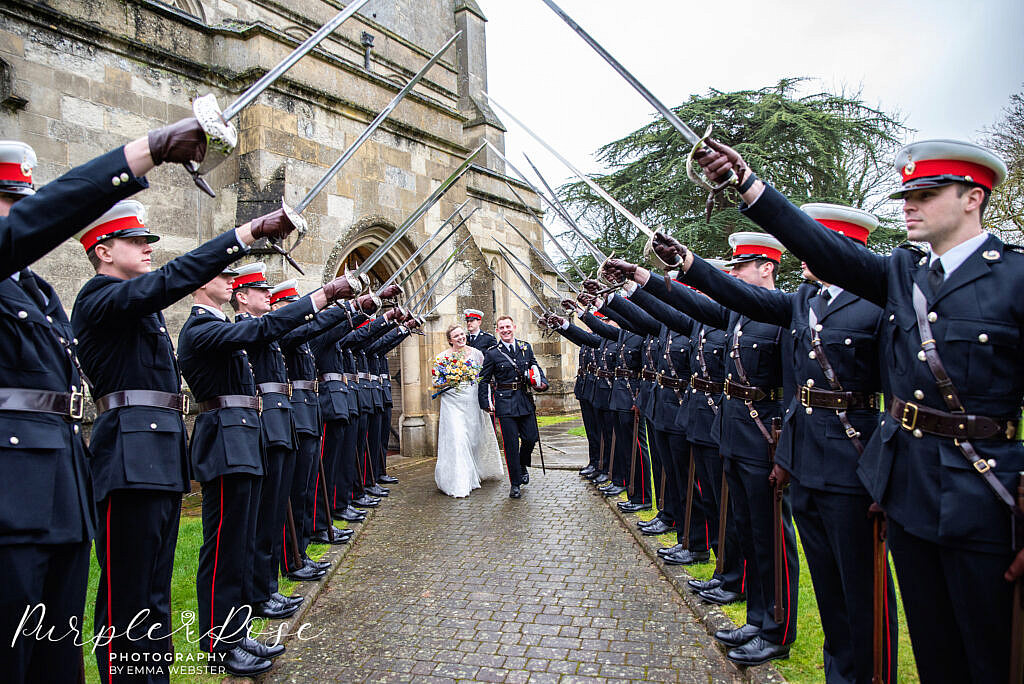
[
  {"xmin": 615, "ymin": 368, "xmax": 638, "ymax": 379},
  {"xmin": 799, "ymin": 386, "xmax": 878, "ymax": 411},
  {"xmin": 692, "ymin": 375, "xmax": 724, "ymax": 394},
  {"xmin": 345, "ymin": 373, "xmax": 358, "ymax": 383},
  {"xmin": 724, "ymin": 378, "xmax": 782, "ymax": 402},
  {"xmin": 496, "ymin": 382, "xmax": 521, "ymax": 390},
  {"xmin": 890, "ymin": 396, "xmax": 1017, "ymax": 441},
  {"xmin": 357, "ymin": 372, "xmax": 372, "ymax": 381},
  {"xmin": 292, "ymin": 380, "xmax": 318, "ymax": 392},
  {"xmin": 596, "ymin": 369, "xmax": 614, "ymax": 379},
  {"xmin": 641, "ymin": 369, "xmax": 659, "ymax": 382},
  {"xmin": 318, "ymin": 373, "xmax": 347, "ymax": 385},
  {"xmin": 0, "ymin": 387, "xmax": 85, "ymax": 420},
  {"xmin": 96, "ymin": 390, "xmax": 188, "ymax": 415},
  {"xmin": 199, "ymin": 395, "xmax": 261, "ymax": 413},
  {"xmin": 587, "ymin": 364, "xmax": 598, "ymax": 374},
  {"xmin": 658, "ymin": 375, "xmax": 687, "ymax": 390},
  {"xmin": 257, "ymin": 382, "xmax": 292, "ymax": 397}
]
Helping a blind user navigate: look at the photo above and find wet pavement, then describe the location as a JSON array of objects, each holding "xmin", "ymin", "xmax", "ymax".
[{"xmin": 264, "ymin": 460, "xmax": 741, "ymax": 683}]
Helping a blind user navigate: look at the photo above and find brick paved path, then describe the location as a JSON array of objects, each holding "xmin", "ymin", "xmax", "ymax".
[{"xmin": 265, "ymin": 462, "xmax": 740, "ymax": 683}]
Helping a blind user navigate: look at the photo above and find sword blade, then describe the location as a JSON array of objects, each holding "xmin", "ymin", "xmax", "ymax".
[
  {"xmin": 502, "ymin": 218, "xmax": 580, "ymax": 294},
  {"xmin": 483, "ymin": 263, "xmax": 543, "ymax": 318},
  {"xmin": 420, "ymin": 269, "xmax": 479, "ymax": 318},
  {"xmin": 382, "ymin": 200, "xmax": 471, "ymax": 290},
  {"xmin": 496, "ymin": 238, "xmax": 563, "ymax": 299},
  {"xmin": 407, "ymin": 238, "xmax": 471, "ymax": 311},
  {"xmin": 497, "ymin": 247, "xmax": 552, "ymax": 313},
  {"xmin": 394, "ymin": 212, "xmax": 472, "ymax": 291},
  {"xmin": 354, "ymin": 142, "xmax": 485, "ymax": 278},
  {"xmin": 501, "ymin": 180, "xmax": 588, "ymax": 282},
  {"xmin": 295, "ymin": 32, "xmax": 460, "ymax": 213},
  {"xmin": 485, "ymin": 94, "xmax": 655, "ymax": 239},
  {"xmin": 537, "ymin": 0, "xmax": 701, "ymax": 147},
  {"xmin": 222, "ymin": 0, "xmax": 372, "ymax": 120}
]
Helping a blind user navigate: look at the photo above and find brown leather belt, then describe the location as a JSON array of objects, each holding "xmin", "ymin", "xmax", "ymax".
[
  {"xmin": 96, "ymin": 390, "xmax": 188, "ymax": 415},
  {"xmin": 691, "ymin": 375, "xmax": 724, "ymax": 394},
  {"xmin": 292, "ymin": 380, "xmax": 318, "ymax": 392},
  {"xmin": 724, "ymin": 378, "xmax": 782, "ymax": 402},
  {"xmin": 318, "ymin": 373, "xmax": 347, "ymax": 385},
  {"xmin": 799, "ymin": 386, "xmax": 878, "ymax": 411},
  {"xmin": 889, "ymin": 396, "xmax": 1017, "ymax": 441},
  {"xmin": 0, "ymin": 387, "xmax": 85, "ymax": 420},
  {"xmin": 199, "ymin": 395, "xmax": 261, "ymax": 413},
  {"xmin": 345, "ymin": 373, "xmax": 358, "ymax": 383},
  {"xmin": 257, "ymin": 382, "xmax": 292, "ymax": 397},
  {"xmin": 357, "ymin": 372, "xmax": 372, "ymax": 381},
  {"xmin": 615, "ymin": 368, "xmax": 638, "ymax": 379},
  {"xmin": 641, "ymin": 369, "xmax": 659, "ymax": 382},
  {"xmin": 496, "ymin": 382, "xmax": 521, "ymax": 390},
  {"xmin": 596, "ymin": 369, "xmax": 614, "ymax": 379},
  {"xmin": 658, "ymin": 375, "xmax": 687, "ymax": 390}
]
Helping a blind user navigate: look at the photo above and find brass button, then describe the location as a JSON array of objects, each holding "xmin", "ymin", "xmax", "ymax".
[
  {"xmin": 844, "ymin": 338, "xmax": 852, "ymax": 345},
  {"xmin": 808, "ymin": 351, "xmax": 816, "ymax": 359},
  {"xmin": 46, "ymin": 316, "xmax": 52, "ymax": 323},
  {"xmin": 889, "ymin": 314, "xmax": 895, "ymax": 321},
  {"xmin": 159, "ymin": 326, "xmax": 166, "ymax": 333},
  {"xmin": 806, "ymin": 379, "xmax": 814, "ymax": 387},
  {"xmin": 918, "ymin": 350, "xmax": 927, "ymax": 361},
  {"xmin": 150, "ymin": 423, "xmax": 158, "ymax": 429},
  {"xmin": 914, "ymin": 390, "xmax": 924, "ymax": 400},
  {"xmin": 912, "ymin": 429, "xmax": 923, "ymax": 438},
  {"xmin": 112, "ymin": 176, "xmax": 121, "ymax": 186},
  {"xmin": 988, "ymin": 459, "xmax": 997, "ymax": 468},
  {"xmin": 74, "ymin": 425, "xmax": 80, "ymax": 434},
  {"xmin": 805, "ymin": 407, "xmax": 813, "ymax": 415},
  {"xmin": 814, "ymin": 324, "xmax": 823, "ymax": 332},
  {"xmin": 978, "ymin": 333, "xmax": 989, "ymax": 343},
  {"xmin": 241, "ymin": 418, "xmax": 247, "ymax": 424},
  {"xmin": 9, "ymin": 436, "xmax": 18, "ymax": 445},
  {"xmin": 752, "ymin": 343, "xmax": 758, "ymax": 349},
  {"xmin": 927, "ymin": 312, "xmax": 938, "ymax": 323},
  {"xmin": 17, "ymin": 311, "xmax": 27, "ymax": 319},
  {"xmin": 119, "ymin": 172, "xmax": 130, "ymax": 182}
]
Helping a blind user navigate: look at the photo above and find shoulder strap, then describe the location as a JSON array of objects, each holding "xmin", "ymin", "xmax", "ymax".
[
  {"xmin": 729, "ymin": 317, "xmax": 775, "ymax": 446},
  {"xmin": 807, "ymin": 307, "xmax": 864, "ymax": 454}
]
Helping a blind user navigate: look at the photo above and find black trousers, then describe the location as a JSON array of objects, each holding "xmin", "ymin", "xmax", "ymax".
[
  {"xmin": 197, "ymin": 474, "xmax": 260, "ymax": 653},
  {"xmin": 610, "ymin": 410, "xmax": 633, "ymax": 486},
  {"xmin": 0, "ymin": 540, "xmax": 90, "ymax": 684},
  {"xmin": 790, "ymin": 481, "xmax": 898, "ymax": 684},
  {"xmin": 627, "ymin": 418, "xmax": 653, "ymax": 505},
  {"xmin": 579, "ymin": 400, "xmax": 601, "ymax": 469},
  {"xmin": 724, "ymin": 457, "xmax": 799, "ymax": 644},
  {"xmin": 888, "ymin": 519, "xmax": 1012, "ymax": 684},
  {"xmin": 380, "ymin": 406, "xmax": 393, "ymax": 475},
  {"xmin": 495, "ymin": 414, "xmax": 538, "ymax": 486},
  {"xmin": 329, "ymin": 418, "xmax": 359, "ymax": 514},
  {"xmin": 360, "ymin": 412, "xmax": 380, "ymax": 488},
  {"xmin": 311, "ymin": 427, "xmax": 336, "ymax": 534},
  {"xmin": 650, "ymin": 427, "xmax": 682, "ymax": 527},
  {"xmin": 366, "ymin": 410, "xmax": 384, "ymax": 481},
  {"xmin": 596, "ymin": 407, "xmax": 615, "ymax": 475},
  {"xmin": 693, "ymin": 443, "xmax": 744, "ymax": 592},
  {"xmin": 94, "ymin": 490, "xmax": 181, "ymax": 684},
  {"xmin": 253, "ymin": 445, "xmax": 289, "ymax": 604},
  {"xmin": 291, "ymin": 432, "xmax": 320, "ymax": 562},
  {"xmin": 654, "ymin": 430, "xmax": 708, "ymax": 548}
]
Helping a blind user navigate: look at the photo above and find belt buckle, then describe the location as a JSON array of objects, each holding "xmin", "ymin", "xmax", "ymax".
[
  {"xmin": 256, "ymin": 396, "xmax": 263, "ymax": 414},
  {"xmin": 180, "ymin": 394, "xmax": 190, "ymax": 415},
  {"xmin": 313, "ymin": 380, "xmax": 319, "ymax": 394},
  {"xmin": 901, "ymin": 402, "xmax": 919, "ymax": 431},
  {"xmin": 723, "ymin": 380, "xmax": 731, "ymax": 399},
  {"xmin": 974, "ymin": 459, "xmax": 991, "ymax": 474},
  {"xmin": 799, "ymin": 385, "xmax": 811, "ymax": 407},
  {"xmin": 845, "ymin": 424, "xmax": 858, "ymax": 439},
  {"xmin": 69, "ymin": 389, "xmax": 85, "ymax": 421},
  {"xmin": 286, "ymin": 383, "xmax": 293, "ymax": 398}
]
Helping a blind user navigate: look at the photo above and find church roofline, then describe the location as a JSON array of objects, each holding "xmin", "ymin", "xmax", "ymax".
[{"xmin": 454, "ymin": 0, "xmax": 487, "ymax": 22}]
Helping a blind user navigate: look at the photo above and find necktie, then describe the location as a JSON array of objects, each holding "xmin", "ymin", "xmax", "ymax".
[
  {"xmin": 928, "ymin": 259, "xmax": 945, "ymax": 294},
  {"xmin": 18, "ymin": 269, "xmax": 48, "ymax": 310},
  {"xmin": 821, "ymin": 289, "xmax": 832, "ymax": 303}
]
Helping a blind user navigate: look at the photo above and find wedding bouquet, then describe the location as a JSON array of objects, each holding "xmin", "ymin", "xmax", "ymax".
[{"xmin": 431, "ymin": 354, "xmax": 481, "ymax": 399}]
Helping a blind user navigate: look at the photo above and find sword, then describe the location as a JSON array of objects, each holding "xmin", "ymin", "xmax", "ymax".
[
  {"xmin": 186, "ymin": 0, "xmax": 372, "ymax": 194},
  {"xmin": 483, "ymin": 263, "xmax": 548, "ymax": 325},
  {"xmin": 537, "ymin": 0, "xmax": 737, "ymax": 192},
  {"xmin": 503, "ymin": 180, "xmax": 588, "ymax": 283},
  {"xmin": 383, "ymin": 200, "xmax": 471, "ymax": 289},
  {"xmin": 418, "ymin": 268, "xmax": 479, "ymax": 318},
  {"xmin": 393, "ymin": 208, "xmax": 477, "ymax": 292},
  {"xmin": 408, "ymin": 256, "xmax": 460, "ymax": 314},
  {"xmin": 495, "ymin": 239, "xmax": 564, "ymax": 300},
  {"xmin": 406, "ymin": 237, "xmax": 472, "ymax": 311},
  {"xmin": 502, "ymin": 218, "xmax": 580, "ymax": 294},
  {"xmin": 497, "ymin": 247, "xmax": 555, "ymax": 316}
]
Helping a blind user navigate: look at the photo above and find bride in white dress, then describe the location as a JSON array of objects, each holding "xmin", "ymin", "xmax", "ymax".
[{"xmin": 433, "ymin": 324, "xmax": 505, "ymax": 497}]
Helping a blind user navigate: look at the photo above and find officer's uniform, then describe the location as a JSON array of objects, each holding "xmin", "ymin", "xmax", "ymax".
[
  {"xmin": 177, "ymin": 286, "xmax": 319, "ymax": 654},
  {"xmin": 363, "ymin": 328, "xmax": 408, "ymax": 481},
  {"xmin": 0, "ymin": 141, "xmax": 147, "ymax": 682},
  {"xmin": 641, "ymin": 235, "xmax": 800, "ymax": 656},
  {"xmin": 478, "ymin": 338, "xmax": 547, "ymax": 487},
  {"xmin": 550, "ymin": 323, "xmax": 602, "ymax": 473},
  {"xmin": 745, "ymin": 141, "xmax": 1017, "ymax": 683},
  {"xmin": 71, "ymin": 201, "xmax": 248, "ymax": 682},
  {"xmin": 465, "ymin": 309, "xmax": 497, "ymax": 351},
  {"xmin": 683, "ymin": 205, "xmax": 898, "ymax": 683}
]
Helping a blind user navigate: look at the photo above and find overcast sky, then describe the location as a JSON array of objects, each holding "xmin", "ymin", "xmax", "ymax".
[{"xmin": 478, "ymin": 0, "xmax": 1024, "ymax": 191}]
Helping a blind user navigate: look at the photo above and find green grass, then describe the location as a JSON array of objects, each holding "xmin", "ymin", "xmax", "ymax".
[
  {"xmin": 536, "ymin": 414, "xmax": 581, "ymax": 427},
  {"xmin": 82, "ymin": 515, "xmax": 333, "ymax": 684},
  {"xmin": 568, "ymin": 426, "xmax": 586, "ymax": 438},
  {"xmin": 623, "ymin": 492, "xmax": 920, "ymax": 682}
]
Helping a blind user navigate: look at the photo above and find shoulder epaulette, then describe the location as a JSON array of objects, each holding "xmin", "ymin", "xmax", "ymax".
[{"xmin": 896, "ymin": 242, "xmax": 928, "ymax": 258}]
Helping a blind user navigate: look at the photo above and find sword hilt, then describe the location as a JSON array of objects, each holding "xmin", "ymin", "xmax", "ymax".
[
  {"xmin": 183, "ymin": 162, "xmax": 216, "ymax": 198},
  {"xmin": 686, "ymin": 124, "xmax": 738, "ymax": 194}
]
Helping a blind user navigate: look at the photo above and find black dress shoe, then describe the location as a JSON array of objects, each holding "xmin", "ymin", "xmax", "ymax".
[
  {"xmin": 727, "ymin": 636, "xmax": 791, "ymax": 666},
  {"xmin": 217, "ymin": 646, "xmax": 272, "ymax": 677},
  {"xmin": 602, "ymin": 484, "xmax": 627, "ymax": 496},
  {"xmin": 714, "ymin": 623, "xmax": 760, "ymax": 648},
  {"xmin": 240, "ymin": 635, "xmax": 286, "ymax": 659},
  {"xmin": 641, "ymin": 519, "xmax": 673, "ymax": 535},
  {"xmin": 618, "ymin": 501, "xmax": 652, "ymax": 512},
  {"xmin": 377, "ymin": 474, "xmax": 399, "ymax": 484},
  {"xmin": 585, "ymin": 470, "xmax": 603, "ymax": 481},
  {"xmin": 352, "ymin": 495, "xmax": 380, "ymax": 507},
  {"xmin": 701, "ymin": 587, "xmax": 746, "ymax": 606},
  {"xmin": 509, "ymin": 485, "xmax": 521, "ymax": 499},
  {"xmin": 657, "ymin": 543, "xmax": 684, "ymax": 557},
  {"xmin": 579, "ymin": 465, "xmax": 596, "ymax": 477},
  {"xmin": 365, "ymin": 485, "xmax": 389, "ymax": 497},
  {"xmin": 338, "ymin": 507, "xmax": 366, "ymax": 522},
  {"xmin": 592, "ymin": 473, "xmax": 610, "ymax": 484},
  {"xmin": 253, "ymin": 599, "xmax": 299, "ymax": 619},
  {"xmin": 305, "ymin": 557, "xmax": 331, "ymax": 571},
  {"xmin": 272, "ymin": 592, "xmax": 303, "ymax": 606},
  {"xmin": 287, "ymin": 564, "xmax": 326, "ymax": 581},
  {"xmin": 687, "ymin": 577, "xmax": 722, "ymax": 593},
  {"xmin": 520, "ymin": 469, "xmax": 529, "ymax": 485},
  {"xmin": 662, "ymin": 549, "xmax": 711, "ymax": 565}
]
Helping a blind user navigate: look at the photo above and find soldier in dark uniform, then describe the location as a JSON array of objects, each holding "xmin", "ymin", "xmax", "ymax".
[
  {"xmin": 478, "ymin": 315, "xmax": 548, "ymax": 498},
  {"xmin": 696, "ymin": 137, "xmax": 1019, "ymax": 683},
  {"xmin": 464, "ymin": 308, "xmax": 497, "ymax": 351},
  {"xmin": 363, "ymin": 325, "xmax": 410, "ymax": 492},
  {"xmin": 72, "ymin": 201, "xmax": 300, "ymax": 683},
  {"xmin": 605, "ymin": 234, "xmax": 799, "ymax": 667},
  {"xmin": 177, "ymin": 266, "xmax": 355, "ymax": 676},
  {"xmin": 0, "ymin": 120, "xmax": 206, "ymax": 682},
  {"xmin": 580, "ymin": 312, "xmax": 617, "ymax": 486}
]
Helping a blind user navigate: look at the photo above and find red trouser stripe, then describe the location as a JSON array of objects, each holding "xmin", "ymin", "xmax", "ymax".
[
  {"xmin": 312, "ymin": 430, "xmax": 325, "ymax": 531},
  {"xmin": 209, "ymin": 477, "xmax": 225, "ymax": 652},
  {"xmin": 281, "ymin": 524, "xmax": 288, "ymax": 572},
  {"xmin": 780, "ymin": 514, "xmax": 793, "ymax": 643},
  {"xmin": 106, "ymin": 499, "xmax": 113, "ymax": 684},
  {"xmin": 884, "ymin": 542, "xmax": 892, "ymax": 684}
]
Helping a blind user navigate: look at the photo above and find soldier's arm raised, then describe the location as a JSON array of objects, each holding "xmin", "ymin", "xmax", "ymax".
[
  {"xmin": 638, "ymin": 271, "xmax": 731, "ymax": 330},
  {"xmin": 680, "ymin": 254, "xmax": 792, "ymax": 327},
  {"xmin": 579, "ymin": 311, "xmax": 621, "ymax": 342},
  {"xmin": 604, "ymin": 294, "xmax": 661, "ymax": 337},
  {"xmin": 189, "ymin": 294, "xmax": 325, "ymax": 351},
  {"xmin": 626, "ymin": 286, "xmax": 695, "ymax": 335}
]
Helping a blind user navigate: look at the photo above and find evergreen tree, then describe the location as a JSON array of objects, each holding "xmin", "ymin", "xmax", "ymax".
[{"xmin": 982, "ymin": 88, "xmax": 1024, "ymax": 240}]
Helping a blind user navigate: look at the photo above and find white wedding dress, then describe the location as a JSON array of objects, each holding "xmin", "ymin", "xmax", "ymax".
[{"xmin": 434, "ymin": 347, "xmax": 505, "ymax": 497}]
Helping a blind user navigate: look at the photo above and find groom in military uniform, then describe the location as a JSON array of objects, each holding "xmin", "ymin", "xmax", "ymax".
[{"xmin": 478, "ymin": 315, "xmax": 548, "ymax": 498}]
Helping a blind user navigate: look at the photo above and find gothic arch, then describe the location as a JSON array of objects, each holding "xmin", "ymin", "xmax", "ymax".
[{"xmin": 168, "ymin": 0, "xmax": 206, "ymax": 22}]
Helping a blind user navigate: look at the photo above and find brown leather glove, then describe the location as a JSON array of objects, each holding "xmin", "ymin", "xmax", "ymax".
[
  {"xmin": 582, "ymin": 279, "xmax": 602, "ymax": 295},
  {"xmin": 547, "ymin": 313, "xmax": 567, "ymax": 328},
  {"xmin": 384, "ymin": 308, "xmax": 405, "ymax": 321},
  {"xmin": 377, "ymin": 284, "xmax": 402, "ymax": 300},
  {"xmin": 250, "ymin": 208, "xmax": 299, "ymax": 242},
  {"xmin": 354, "ymin": 293, "xmax": 377, "ymax": 313},
  {"xmin": 405, "ymin": 317, "xmax": 421, "ymax": 330},
  {"xmin": 652, "ymin": 232, "xmax": 687, "ymax": 267},
  {"xmin": 696, "ymin": 138, "xmax": 751, "ymax": 187},
  {"xmin": 768, "ymin": 464, "xmax": 791, "ymax": 489},
  {"xmin": 561, "ymin": 298, "xmax": 579, "ymax": 313},
  {"xmin": 578, "ymin": 292, "xmax": 596, "ymax": 307},
  {"xmin": 605, "ymin": 258, "xmax": 638, "ymax": 277},
  {"xmin": 322, "ymin": 275, "xmax": 355, "ymax": 302},
  {"xmin": 147, "ymin": 117, "xmax": 207, "ymax": 165}
]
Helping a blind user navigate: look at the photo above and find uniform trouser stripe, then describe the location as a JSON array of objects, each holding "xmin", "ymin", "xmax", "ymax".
[{"xmin": 209, "ymin": 478, "xmax": 224, "ymax": 652}]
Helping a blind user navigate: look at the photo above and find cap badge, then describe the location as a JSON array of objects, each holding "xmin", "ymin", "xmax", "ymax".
[
  {"xmin": 903, "ymin": 157, "xmax": 915, "ymax": 177},
  {"xmin": 982, "ymin": 250, "xmax": 1000, "ymax": 261},
  {"xmin": 20, "ymin": 155, "xmax": 31, "ymax": 178}
]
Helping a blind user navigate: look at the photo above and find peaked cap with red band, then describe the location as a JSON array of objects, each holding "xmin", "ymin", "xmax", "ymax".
[
  {"xmin": 0, "ymin": 141, "xmax": 36, "ymax": 197},
  {"xmin": 464, "ymin": 308, "xmax": 484, "ymax": 320},
  {"xmin": 725, "ymin": 232, "xmax": 786, "ymax": 267},
  {"xmin": 75, "ymin": 199, "xmax": 159, "ymax": 253},
  {"xmin": 232, "ymin": 262, "xmax": 272, "ymax": 290},
  {"xmin": 890, "ymin": 139, "xmax": 1007, "ymax": 199},
  {"xmin": 269, "ymin": 278, "xmax": 300, "ymax": 304},
  {"xmin": 800, "ymin": 203, "xmax": 878, "ymax": 245}
]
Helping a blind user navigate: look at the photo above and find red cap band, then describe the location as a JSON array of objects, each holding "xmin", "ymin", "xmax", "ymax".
[
  {"xmin": 232, "ymin": 273, "xmax": 266, "ymax": 289},
  {"xmin": 79, "ymin": 216, "xmax": 145, "ymax": 252},
  {"xmin": 902, "ymin": 159, "xmax": 997, "ymax": 190},
  {"xmin": 817, "ymin": 219, "xmax": 870, "ymax": 245},
  {"xmin": 732, "ymin": 244, "xmax": 782, "ymax": 262},
  {"xmin": 465, "ymin": 313, "xmax": 482, "ymax": 320},
  {"xmin": 0, "ymin": 162, "xmax": 31, "ymax": 184},
  {"xmin": 269, "ymin": 287, "xmax": 299, "ymax": 304}
]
